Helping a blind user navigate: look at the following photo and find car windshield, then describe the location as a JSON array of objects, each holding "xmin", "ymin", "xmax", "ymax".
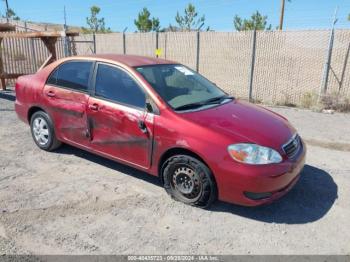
[{"xmin": 135, "ymin": 64, "xmax": 232, "ymax": 111}]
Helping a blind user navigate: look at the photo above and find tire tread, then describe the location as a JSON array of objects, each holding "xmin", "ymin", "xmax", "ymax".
[{"xmin": 163, "ymin": 155, "xmax": 217, "ymax": 208}]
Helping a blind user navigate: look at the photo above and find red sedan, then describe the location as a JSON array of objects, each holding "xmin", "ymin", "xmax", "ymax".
[{"xmin": 15, "ymin": 54, "xmax": 306, "ymax": 207}]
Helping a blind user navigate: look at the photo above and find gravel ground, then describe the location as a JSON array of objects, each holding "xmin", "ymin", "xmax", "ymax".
[{"xmin": 0, "ymin": 90, "xmax": 349, "ymax": 255}]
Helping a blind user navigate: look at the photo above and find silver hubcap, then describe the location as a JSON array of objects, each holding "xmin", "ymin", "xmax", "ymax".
[
  {"xmin": 32, "ymin": 117, "xmax": 49, "ymax": 146},
  {"xmin": 173, "ymin": 167, "xmax": 198, "ymax": 195}
]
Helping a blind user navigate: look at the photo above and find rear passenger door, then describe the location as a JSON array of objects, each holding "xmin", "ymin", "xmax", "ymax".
[
  {"xmin": 87, "ymin": 63, "xmax": 154, "ymax": 169},
  {"xmin": 43, "ymin": 60, "xmax": 93, "ymax": 148}
]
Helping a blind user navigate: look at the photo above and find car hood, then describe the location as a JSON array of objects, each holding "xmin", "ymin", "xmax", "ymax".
[{"xmin": 180, "ymin": 100, "xmax": 296, "ymax": 151}]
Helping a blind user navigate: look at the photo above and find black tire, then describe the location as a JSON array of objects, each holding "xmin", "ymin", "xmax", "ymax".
[
  {"xmin": 30, "ymin": 111, "xmax": 61, "ymax": 151},
  {"xmin": 162, "ymin": 155, "xmax": 217, "ymax": 208}
]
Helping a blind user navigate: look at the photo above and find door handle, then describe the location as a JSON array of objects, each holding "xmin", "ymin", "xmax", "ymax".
[
  {"xmin": 138, "ymin": 120, "xmax": 148, "ymax": 134},
  {"xmin": 89, "ymin": 103, "xmax": 99, "ymax": 111},
  {"xmin": 46, "ymin": 91, "xmax": 55, "ymax": 97}
]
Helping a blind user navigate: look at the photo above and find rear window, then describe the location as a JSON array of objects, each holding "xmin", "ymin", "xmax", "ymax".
[{"xmin": 47, "ymin": 61, "xmax": 92, "ymax": 92}]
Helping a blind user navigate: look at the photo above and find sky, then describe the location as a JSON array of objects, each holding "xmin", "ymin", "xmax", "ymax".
[{"xmin": 2, "ymin": 0, "xmax": 350, "ymax": 32}]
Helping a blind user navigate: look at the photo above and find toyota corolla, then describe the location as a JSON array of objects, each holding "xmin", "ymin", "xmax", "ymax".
[{"xmin": 15, "ymin": 54, "xmax": 306, "ymax": 208}]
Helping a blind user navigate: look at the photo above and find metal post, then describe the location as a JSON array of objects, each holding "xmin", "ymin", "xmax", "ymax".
[
  {"xmin": 123, "ymin": 33, "xmax": 126, "ymax": 54},
  {"xmin": 123, "ymin": 27, "xmax": 128, "ymax": 55},
  {"xmin": 155, "ymin": 32, "xmax": 159, "ymax": 58},
  {"xmin": 92, "ymin": 33, "xmax": 96, "ymax": 54},
  {"xmin": 196, "ymin": 31, "xmax": 200, "ymax": 72},
  {"xmin": 248, "ymin": 30, "xmax": 257, "ymax": 102},
  {"xmin": 196, "ymin": 23, "xmax": 204, "ymax": 72},
  {"xmin": 339, "ymin": 41, "xmax": 350, "ymax": 92},
  {"xmin": 320, "ymin": 7, "xmax": 338, "ymax": 96}
]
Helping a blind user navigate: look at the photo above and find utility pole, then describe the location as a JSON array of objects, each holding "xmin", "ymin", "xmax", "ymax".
[
  {"xmin": 63, "ymin": 5, "xmax": 67, "ymax": 31},
  {"xmin": 63, "ymin": 6, "xmax": 70, "ymax": 56},
  {"xmin": 279, "ymin": 0, "xmax": 286, "ymax": 30},
  {"xmin": 5, "ymin": 0, "xmax": 9, "ymax": 22}
]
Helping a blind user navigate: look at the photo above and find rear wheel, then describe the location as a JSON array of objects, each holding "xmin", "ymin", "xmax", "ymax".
[
  {"xmin": 30, "ymin": 111, "xmax": 61, "ymax": 151},
  {"xmin": 162, "ymin": 155, "xmax": 217, "ymax": 208}
]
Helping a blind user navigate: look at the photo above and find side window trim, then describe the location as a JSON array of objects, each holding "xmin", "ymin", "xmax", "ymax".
[
  {"xmin": 87, "ymin": 61, "xmax": 96, "ymax": 95},
  {"xmin": 91, "ymin": 62, "xmax": 149, "ymax": 111},
  {"xmin": 46, "ymin": 67, "xmax": 59, "ymax": 86},
  {"xmin": 45, "ymin": 60, "xmax": 95, "ymax": 94}
]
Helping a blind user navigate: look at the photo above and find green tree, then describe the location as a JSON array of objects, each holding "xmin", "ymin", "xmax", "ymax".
[
  {"xmin": 134, "ymin": 8, "xmax": 160, "ymax": 32},
  {"xmin": 234, "ymin": 11, "xmax": 272, "ymax": 31},
  {"xmin": 175, "ymin": 3, "xmax": 205, "ymax": 31},
  {"xmin": 83, "ymin": 6, "xmax": 111, "ymax": 33},
  {"xmin": 2, "ymin": 8, "xmax": 20, "ymax": 20},
  {"xmin": 348, "ymin": 13, "xmax": 350, "ymax": 21},
  {"xmin": 151, "ymin": 17, "xmax": 160, "ymax": 32}
]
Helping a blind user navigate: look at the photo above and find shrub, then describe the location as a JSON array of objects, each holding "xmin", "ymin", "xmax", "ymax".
[
  {"xmin": 300, "ymin": 92, "xmax": 318, "ymax": 109},
  {"xmin": 298, "ymin": 92, "xmax": 350, "ymax": 112},
  {"xmin": 276, "ymin": 92, "xmax": 296, "ymax": 107},
  {"xmin": 320, "ymin": 93, "xmax": 350, "ymax": 112}
]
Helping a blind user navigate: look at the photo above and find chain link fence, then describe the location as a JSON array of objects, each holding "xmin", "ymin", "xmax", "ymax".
[
  {"xmin": 1, "ymin": 28, "xmax": 349, "ymax": 106},
  {"xmin": 327, "ymin": 30, "xmax": 350, "ymax": 97},
  {"xmin": 74, "ymin": 29, "xmax": 350, "ymax": 106},
  {"xmin": 253, "ymin": 30, "xmax": 330, "ymax": 104}
]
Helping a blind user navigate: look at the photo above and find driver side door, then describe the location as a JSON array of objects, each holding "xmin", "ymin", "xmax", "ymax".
[{"xmin": 87, "ymin": 63, "xmax": 154, "ymax": 169}]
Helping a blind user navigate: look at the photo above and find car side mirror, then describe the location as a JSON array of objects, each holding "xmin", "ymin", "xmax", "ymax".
[
  {"xmin": 145, "ymin": 97, "xmax": 159, "ymax": 115},
  {"xmin": 146, "ymin": 101, "xmax": 153, "ymax": 113}
]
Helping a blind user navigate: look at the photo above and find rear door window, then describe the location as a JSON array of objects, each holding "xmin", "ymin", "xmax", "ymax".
[
  {"xmin": 48, "ymin": 61, "xmax": 92, "ymax": 92},
  {"xmin": 47, "ymin": 68, "xmax": 58, "ymax": 85}
]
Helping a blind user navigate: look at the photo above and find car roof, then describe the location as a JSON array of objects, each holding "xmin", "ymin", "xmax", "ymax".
[{"xmin": 72, "ymin": 54, "xmax": 176, "ymax": 67}]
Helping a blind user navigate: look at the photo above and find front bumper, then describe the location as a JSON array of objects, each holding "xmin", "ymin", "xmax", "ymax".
[{"xmin": 215, "ymin": 141, "xmax": 306, "ymax": 206}]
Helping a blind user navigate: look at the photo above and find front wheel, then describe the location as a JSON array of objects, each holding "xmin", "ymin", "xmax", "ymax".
[
  {"xmin": 30, "ymin": 111, "xmax": 61, "ymax": 151},
  {"xmin": 162, "ymin": 155, "xmax": 217, "ymax": 208}
]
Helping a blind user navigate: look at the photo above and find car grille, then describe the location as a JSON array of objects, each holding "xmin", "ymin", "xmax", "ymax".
[{"xmin": 282, "ymin": 134, "xmax": 301, "ymax": 159}]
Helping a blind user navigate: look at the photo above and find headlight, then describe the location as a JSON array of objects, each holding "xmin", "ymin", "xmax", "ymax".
[{"xmin": 227, "ymin": 143, "xmax": 282, "ymax": 165}]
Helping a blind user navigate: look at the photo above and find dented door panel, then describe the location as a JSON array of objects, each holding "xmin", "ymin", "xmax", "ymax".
[
  {"xmin": 87, "ymin": 97, "xmax": 153, "ymax": 169},
  {"xmin": 43, "ymin": 85, "xmax": 90, "ymax": 147}
]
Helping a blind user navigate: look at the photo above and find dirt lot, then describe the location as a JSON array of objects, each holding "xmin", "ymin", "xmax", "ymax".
[{"xmin": 0, "ymin": 90, "xmax": 349, "ymax": 255}]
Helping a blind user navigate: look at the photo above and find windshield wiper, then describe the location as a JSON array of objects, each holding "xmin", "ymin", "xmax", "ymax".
[
  {"xmin": 204, "ymin": 95, "xmax": 233, "ymax": 105},
  {"xmin": 174, "ymin": 95, "xmax": 234, "ymax": 111},
  {"xmin": 174, "ymin": 102, "xmax": 207, "ymax": 111}
]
